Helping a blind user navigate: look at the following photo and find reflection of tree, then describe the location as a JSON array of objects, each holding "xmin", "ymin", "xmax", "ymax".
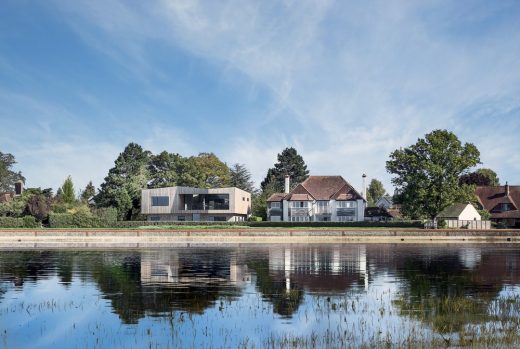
[
  {"xmin": 88, "ymin": 250, "xmax": 242, "ymax": 324},
  {"xmin": 0, "ymin": 251, "xmax": 55, "ymax": 287},
  {"xmin": 393, "ymin": 254, "xmax": 502, "ymax": 333},
  {"xmin": 247, "ymin": 258, "xmax": 304, "ymax": 318}
]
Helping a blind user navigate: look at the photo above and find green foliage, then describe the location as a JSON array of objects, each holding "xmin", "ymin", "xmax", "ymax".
[
  {"xmin": 48, "ymin": 207, "xmax": 117, "ymax": 228},
  {"xmin": 61, "ymin": 176, "xmax": 76, "ymax": 204},
  {"xmin": 436, "ymin": 218, "xmax": 447, "ymax": 229},
  {"xmin": 81, "ymin": 181, "xmax": 96, "ymax": 202},
  {"xmin": 22, "ymin": 215, "xmax": 39, "ymax": 228},
  {"xmin": 367, "ymin": 178, "xmax": 386, "ymax": 206},
  {"xmin": 0, "ymin": 151, "xmax": 25, "ymax": 192},
  {"xmin": 229, "ymin": 163, "xmax": 255, "ymax": 193},
  {"xmin": 0, "ymin": 217, "xmax": 24, "ymax": 228},
  {"xmin": 181, "ymin": 153, "xmax": 231, "ymax": 188},
  {"xmin": 252, "ymin": 180, "xmax": 278, "ymax": 220},
  {"xmin": 478, "ymin": 209, "xmax": 491, "ymax": 220},
  {"xmin": 0, "ymin": 216, "xmax": 38, "ymax": 228},
  {"xmin": 261, "ymin": 147, "xmax": 309, "ymax": 192},
  {"xmin": 248, "ymin": 216, "xmax": 263, "ymax": 222},
  {"xmin": 386, "ymin": 130, "xmax": 481, "ymax": 219},
  {"xmin": 460, "ymin": 168, "xmax": 500, "ymax": 186},
  {"xmin": 147, "ymin": 151, "xmax": 182, "ymax": 188},
  {"xmin": 96, "ymin": 143, "xmax": 151, "ymax": 220}
]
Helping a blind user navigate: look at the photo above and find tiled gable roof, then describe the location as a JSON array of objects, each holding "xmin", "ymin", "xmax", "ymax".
[
  {"xmin": 266, "ymin": 193, "xmax": 286, "ymax": 202},
  {"xmin": 476, "ymin": 185, "xmax": 520, "ymax": 219},
  {"xmin": 298, "ymin": 176, "xmax": 364, "ymax": 201}
]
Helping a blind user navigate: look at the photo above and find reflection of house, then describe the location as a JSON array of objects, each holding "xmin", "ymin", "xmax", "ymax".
[
  {"xmin": 268, "ymin": 245, "xmax": 368, "ymax": 292},
  {"xmin": 140, "ymin": 252, "xmax": 251, "ymax": 287},
  {"xmin": 476, "ymin": 184, "xmax": 520, "ymax": 228},
  {"xmin": 267, "ymin": 176, "xmax": 366, "ymax": 222},
  {"xmin": 141, "ymin": 186, "xmax": 251, "ymax": 222}
]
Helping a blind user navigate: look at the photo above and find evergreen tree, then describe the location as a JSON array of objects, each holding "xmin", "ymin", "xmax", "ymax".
[
  {"xmin": 229, "ymin": 163, "xmax": 255, "ymax": 193},
  {"xmin": 147, "ymin": 151, "xmax": 182, "ymax": 188},
  {"xmin": 81, "ymin": 181, "xmax": 96, "ymax": 202},
  {"xmin": 260, "ymin": 147, "xmax": 309, "ymax": 192},
  {"xmin": 61, "ymin": 176, "xmax": 76, "ymax": 204},
  {"xmin": 96, "ymin": 143, "xmax": 151, "ymax": 220},
  {"xmin": 0, "ymin": 151, "xmax": 25, "ymax": 192},
  {"xmin": 386, "ymin": 130, "xmax": 480, "ymax": 219},
  {"xmin": 366, "ymin": 179, "xmax": 386, "ymax": 206}
]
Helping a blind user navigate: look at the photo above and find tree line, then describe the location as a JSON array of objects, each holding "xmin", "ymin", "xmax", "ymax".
[{"xmin": 0, "ymin": 129, "xmax": 502, "ymax": 224}]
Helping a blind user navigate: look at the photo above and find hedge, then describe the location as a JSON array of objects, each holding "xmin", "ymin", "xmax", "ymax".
[{"xmin": 0, "ymin": 216, "xmax": 40, "ymax": 228}]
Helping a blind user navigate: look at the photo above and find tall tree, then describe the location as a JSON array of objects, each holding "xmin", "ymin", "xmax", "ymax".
[
  {"xmin": 96, "ymin": 143, "xmax": 151, "ymax": 220},
  {"xmin": 179, "ymin": 153, "xmax": 231, "ymax": 188},
  {"xmin": 0, "ymin": 151, "xmax": 25, "ymax": 192},
  {"xmin": 229, "ymin": 163, "xmax": 255, "ymax": 193},
  {"xmin": 81, "ymin": 181, "xmax": 96, "ymax": 202},
  {"xmin": 147, "ymin": 151, "xmax": 182, "ymax": 188},
  {"xmin": 366, "ymin": 179, "xmax": 386, "ymax": 206},
  {"xmin": 459, "ymin": 168, "xmax": 500, "ymax": 186},
  {"xmin": 386, "ymin": 130, "xmax": 480, "ymax": 219},
  {"xmin": 261, "ymin": 148, "xmax": 309, "ymax": 192},
  {"xmin": 61, "ymin": 176, "xmax": 76, "ymax": 204}
]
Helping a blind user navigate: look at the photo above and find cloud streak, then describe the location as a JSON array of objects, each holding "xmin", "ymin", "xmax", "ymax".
[{"xmin": 2, "ymin": 0, "xmax": 519, "ymax": 192}]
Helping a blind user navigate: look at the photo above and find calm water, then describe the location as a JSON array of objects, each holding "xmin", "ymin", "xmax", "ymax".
[{"xmin": 1, "ymin": 243, "xmax": 520, "ymax": 348}]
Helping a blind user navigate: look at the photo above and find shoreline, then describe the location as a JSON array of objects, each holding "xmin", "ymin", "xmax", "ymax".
[{"xmin": 1, "ymin": 229, "xmax": 520, "ymax": 245}]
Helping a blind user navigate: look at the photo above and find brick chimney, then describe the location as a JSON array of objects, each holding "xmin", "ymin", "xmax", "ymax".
[
  {"xmin": 14, "ymin": 181, "xmax": 23, "ymax": 196},
  {"xmin": 505, "ymin": 181, "xmax": 510, "ymax": 196},
  {"xmin": 284, "ymin": 175, "xmax": 290, "ymax": 193}
]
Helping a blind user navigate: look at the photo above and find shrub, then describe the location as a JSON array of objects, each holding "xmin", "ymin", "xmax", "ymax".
[
  {"xmin": 0, "ymin": 217, "xmax": 25, "ymax": 228},
  {"xmin": 248, "ymin": 216, "xmax": 263, "ymax": 222},
  {"xmin": 436, "ymin": 219, "xmax": 447, "ymax": 229},
  {"xmin": 23, "ymin": 215, "xmax": 39, "ymax": 228}
]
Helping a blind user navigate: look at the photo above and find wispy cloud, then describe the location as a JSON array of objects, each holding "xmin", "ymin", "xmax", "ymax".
[{"xmin": 2, "ymin": 0, "xmax": 519, "ymax": 191}]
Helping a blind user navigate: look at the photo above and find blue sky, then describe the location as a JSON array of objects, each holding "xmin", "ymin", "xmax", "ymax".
[{"xmin": 1, "ymin": 0, "xmax": 519, "ymax": 193}]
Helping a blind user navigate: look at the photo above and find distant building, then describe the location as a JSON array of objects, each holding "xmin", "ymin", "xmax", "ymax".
[
  {"xmin": 375, "ymin": 195, "xmax": 393, "ymax": 209},
  {"xmin": 0, "ymin": 192, "xmax": 15, "ymax": 204},
  {"xmin": 437, "ymin": 203, "xmax": 481, "ymax": 221},
  {"xmin": 476, "ymin": 183, "xmax": 520, "ymax": 228},
  {"xmin": 266, "ymin": 176, "xmax": 366, "ymax": 222},
  {"xmin": 364, "ymin": 206, "xmax": 402, "ymax": 222},
  {"xmin": 141, "ymin": 186, "xmax": 251, "ymax": 222}
]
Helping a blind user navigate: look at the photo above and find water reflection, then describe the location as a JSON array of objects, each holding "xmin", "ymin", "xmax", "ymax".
[{"xmin": 1, "ymin": 244, "xmax": 520, "ymax": 347}]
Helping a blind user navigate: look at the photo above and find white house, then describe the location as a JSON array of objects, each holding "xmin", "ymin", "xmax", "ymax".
[{"xmin": 266, "ymin": 176, "xmax": 366, "ymax": 222}]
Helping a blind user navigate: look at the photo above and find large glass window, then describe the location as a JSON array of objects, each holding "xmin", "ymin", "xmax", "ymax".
[
  {"xmin": 182, "ymin": 194, "xmax": 230, "ymax": 210},
  {"xmin": 270, "ymin": 202, "xmax": 281, "ymax": 208},
  {"xmin": 151, "ymin": 196, "xmax": 169, "ymax": 206}
]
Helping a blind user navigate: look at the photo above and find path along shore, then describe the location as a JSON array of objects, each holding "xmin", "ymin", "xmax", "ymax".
[{"xmin": 1, "ymin": 229, "xmax": 520, "ymax": 246}]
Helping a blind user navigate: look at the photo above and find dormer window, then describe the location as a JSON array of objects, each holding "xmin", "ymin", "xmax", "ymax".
[{"xmin": 491, "ymin": 203, "xmax": 516, "ymax": 213}]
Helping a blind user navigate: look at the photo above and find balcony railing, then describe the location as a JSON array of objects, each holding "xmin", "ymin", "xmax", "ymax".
[{"xmin": 337, "ymin": 208, "xmax": 356, "ymax": 216}]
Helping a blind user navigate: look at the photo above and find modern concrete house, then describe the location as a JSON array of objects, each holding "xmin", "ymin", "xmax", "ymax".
[
  {"xmin": 267, "ymin": 176, "xmax": 366, "ymax": 222},
  {"xmin": 141, "ymin": 186, "xmax": 251, "ymax": 222}
]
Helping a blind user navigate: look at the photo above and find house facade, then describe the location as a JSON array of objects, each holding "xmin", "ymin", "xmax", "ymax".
[
  {"xmin": 476, "ymin": 184, "xmax": 520, "ymax": 228},
  {"xmin": 141, "ymin": 186, "xmax": 251, "ymax": 222},
  {"xmin": 267, "ymin": 176, "xmax": 365, "ymax": 222}
]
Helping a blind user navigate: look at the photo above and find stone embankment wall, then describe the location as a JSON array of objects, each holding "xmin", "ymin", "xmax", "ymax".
[{"xmin": 1, "ymin": 229, "xmax": 520, "ymax": 246}]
